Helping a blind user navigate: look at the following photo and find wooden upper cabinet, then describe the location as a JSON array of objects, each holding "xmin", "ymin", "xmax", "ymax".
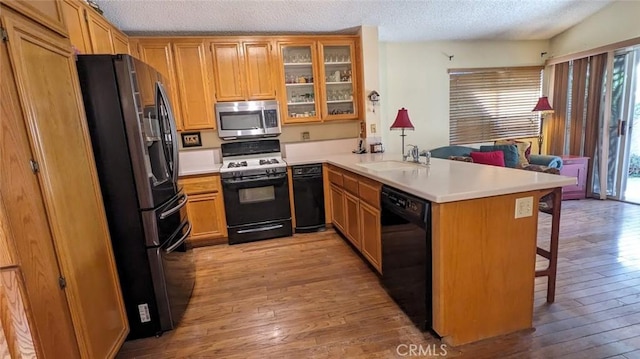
[
  {"xmin": 210, "ymin": 42, "xmax": 244, "ymax": 102},
  {"xmin": 210, "ymin": 40, "xmax": 276, "ymax": 102},
  {"xmin": 85, "ymin": 9, "xmax": 114, "ymax": 54},
  {"xmin": 60, "ymin": 0, "xmax": 90, "ymax": 53},
  {"xmin": 276, "ymin": 41, "xmax": 322, "ymax": 124},
  {"xmin": 243, "ymin": 41, "xmax": 276, "ymax": 99},
  {"xmin": 112, "ymin": 29, "xmax": 129, "ymax": 54},
  {"xmin": 128, "ymin": 37, "xmax": 140, "ymax": 58},
  {"xmin": 137, "ymin": 38, "xmax": 183, "ymax": 130},
  {"xmin": 317, "ymin": 39, "xmax": 359, "ymax": 121},
  {"xmin": 276, "ymin": 38, "xmax": 360, "ymax": 124},
  {"xmin": 2, "ymin": 0, "xmax": 66, "ymax": 35},
  {"xmin": 172, "ymin": 40, "xmax": 215, "ymax": 130},
  {"xmin": 61, "ymin": 0, "xmax": 130, "ymax": 55}
]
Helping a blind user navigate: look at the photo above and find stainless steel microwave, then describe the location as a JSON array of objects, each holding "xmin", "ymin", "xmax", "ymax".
[{"xmin": 215, "ymin": 100, "xmax": 281, "ymax": 140}]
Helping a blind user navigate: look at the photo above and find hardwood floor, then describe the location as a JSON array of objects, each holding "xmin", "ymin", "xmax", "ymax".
[{"xmin": 117, "ymin": 199, "xmax": 640, "ymax": 359}]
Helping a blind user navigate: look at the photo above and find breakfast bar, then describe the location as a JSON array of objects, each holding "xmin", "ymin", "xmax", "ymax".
[
  {"xmin": 179, "ymin": 148, "xmax": 575, "ymax": 346},
  {"xmin": 285, "ymin": 152, "xmax": 575, "ymax": 346}
]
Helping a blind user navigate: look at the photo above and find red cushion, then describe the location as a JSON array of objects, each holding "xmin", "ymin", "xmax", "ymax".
[{"xmin": 470, "ymin": 151, "xmax": 505, "ymax": 167}]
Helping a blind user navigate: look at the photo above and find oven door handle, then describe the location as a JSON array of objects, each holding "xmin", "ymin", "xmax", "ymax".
[
  {"xmin": 222, "ymin": 174, "xmax": 287, "ymax": 186},
  {"xmin": 166, "ymin": 220, "xmax": 192, "ymax": 253},
  {"xmin": 237, "ymin": 224, "xmax": 283, "ymax": 234},
  {"xmin": 160, "ymin": 193, "xmax": 188, "ymax": 220}
]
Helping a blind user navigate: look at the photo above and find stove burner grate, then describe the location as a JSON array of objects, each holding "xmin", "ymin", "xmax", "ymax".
[
  {"xmin": 228, "ymin": 161, "xmax": 248, "ymax": 168},
  {"xmin": 259, "ymin": 158, "xmax": 280, "ymax": 165}
]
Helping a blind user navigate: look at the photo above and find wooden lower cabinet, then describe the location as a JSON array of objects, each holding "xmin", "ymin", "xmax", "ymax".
[
  {"xmin": 325, "ymin": 164, "xmax": 381, "ymax": 272},
  {"xmin": 344, "ymin": 191, "xmax": 361, "ymax": 249},
  {"xmin": 359, "ymin": 201, "xmax": 381, "ymax": 272},
  {"xmin": 181, "ymin": 174, "xmax": 228, "ymax": 246},
  {"xmin": 329, "ymin": 183, "xmax": 346, "ymax": 232}
]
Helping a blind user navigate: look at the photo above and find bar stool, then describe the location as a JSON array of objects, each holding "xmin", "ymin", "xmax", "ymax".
[{"xmin": 536, "ymin": 186, "xmax": 562, "ymax": 303}]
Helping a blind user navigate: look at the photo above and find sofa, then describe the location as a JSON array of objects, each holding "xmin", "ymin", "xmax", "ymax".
[{"xmin": 428, "ymin": 144, "xmax": 563, "ymax": 172}]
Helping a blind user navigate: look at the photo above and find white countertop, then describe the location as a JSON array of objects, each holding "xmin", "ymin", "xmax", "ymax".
[
  {"xmin": 286, "ymin": 153, "xmax": 576, "ymax": 203},
  {"xmin": 176, "ymin": 141, "xmax": 575, "ymax": 203},
  {"xmin": 178, "ymin": 149, "xmax": 221, "ymax": 176}
]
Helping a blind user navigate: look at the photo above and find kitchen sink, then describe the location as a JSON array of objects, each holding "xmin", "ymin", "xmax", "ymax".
[{"xmin": 354, "ymin": 160, "xmax": 425, "ymax": 171}]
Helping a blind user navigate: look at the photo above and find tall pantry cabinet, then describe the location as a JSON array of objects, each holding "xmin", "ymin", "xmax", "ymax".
[{"xmin": 0, "ymin": 2, "xmax": 128, "ymax": 358}]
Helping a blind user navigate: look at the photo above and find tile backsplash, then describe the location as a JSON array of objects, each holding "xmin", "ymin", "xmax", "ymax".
[{"xmin": 178, "ymin": 121, "xmax": 360, "ymax": 150}]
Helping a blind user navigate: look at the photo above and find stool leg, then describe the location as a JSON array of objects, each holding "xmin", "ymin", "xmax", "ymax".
[{"xmin": 547, "ymin": 187, "xmax": 562, "ymax": 303}]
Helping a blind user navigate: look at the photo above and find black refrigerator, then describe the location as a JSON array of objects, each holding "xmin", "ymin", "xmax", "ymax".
[{"xmin": 76, "ymin": 54, "xmax": 195, "ymax": 339}]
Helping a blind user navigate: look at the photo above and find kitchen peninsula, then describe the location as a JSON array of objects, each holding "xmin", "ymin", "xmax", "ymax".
[{"xmin": 180, "ymin": 149, "xmax": 575, "ymax": 346}]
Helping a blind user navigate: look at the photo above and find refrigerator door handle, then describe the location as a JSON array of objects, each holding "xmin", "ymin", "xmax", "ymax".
[
  {"xmin": 160, "ymin": 193, "xmax": 188, "ymax": 220},
  {"xmin": 157, "ymin": 82, "xmax": 179, "ymax": 186},
  {"xmin": 165, "ymin": 221, "xmax": 192, "ymax": 253}
]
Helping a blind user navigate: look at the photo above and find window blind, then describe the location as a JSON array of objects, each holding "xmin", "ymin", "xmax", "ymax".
[{"xmin": 449, "ymin": 66, "xmax": 543, "ymax": 144}]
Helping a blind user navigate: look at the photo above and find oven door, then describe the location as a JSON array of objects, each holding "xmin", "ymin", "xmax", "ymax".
[
  {"xmin": 222, "ymin": 173, "xmax": 291, "ymax": 225},
  {"xmin": 147, "ymin": 219, "xmax": 194, "ymax": 332}
]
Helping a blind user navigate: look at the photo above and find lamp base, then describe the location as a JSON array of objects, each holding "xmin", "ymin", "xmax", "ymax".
[
  {"xmin": 538, "ymin": 135, "xmax": 543, "ymax": 155},
  {"xmin": 400, "ymin": 130, "xmax": 406, "ymax": 154}
]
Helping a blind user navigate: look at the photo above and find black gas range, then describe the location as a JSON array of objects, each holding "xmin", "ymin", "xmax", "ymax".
[{"xmin": 219, "ymin": 139, "xmax": 292, "ymax": 244}]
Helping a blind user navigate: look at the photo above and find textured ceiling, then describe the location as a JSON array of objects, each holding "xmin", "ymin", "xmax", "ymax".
[{"xmin": 94, "ymin": 0, "xmax": 614, "ymax": 42}]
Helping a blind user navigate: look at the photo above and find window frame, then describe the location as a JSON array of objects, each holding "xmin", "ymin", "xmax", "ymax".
[{"xmin": 449, "ymin": 66, "xmax": 543, "ymax": 145}]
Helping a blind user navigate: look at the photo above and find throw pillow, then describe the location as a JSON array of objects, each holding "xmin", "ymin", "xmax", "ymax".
[
  {"xmin": 470, "ymin": 151, "xmax": 505, "ymax": 167},
  {"xmin": 479, "ymin": 145, "xmax": 519, "ymax": 168},
  {"xmin": 495, "ymin": 139, "xmax": 531, "ymax": 167}
]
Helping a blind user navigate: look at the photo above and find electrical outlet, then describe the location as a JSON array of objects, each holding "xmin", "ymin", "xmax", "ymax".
[
  {"xmin": 514, "ymin": 197, "xmax": 533, "ymax": 218},
  {"xmin": 301, "ymin": 131, "xmax": 310, "ymax": 141},
  {"xmin": 370, "ymin": 124, "xmax": 377, "ymax": 133}
]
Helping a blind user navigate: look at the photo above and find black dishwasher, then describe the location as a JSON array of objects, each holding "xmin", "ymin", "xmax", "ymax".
[
  {"xmin": 381, "ymin": 185, "xmax": 432, "ymax": 331},
  {"xmin": 292, "ymin": 164, "xmax": 326, "ymax": 232}
]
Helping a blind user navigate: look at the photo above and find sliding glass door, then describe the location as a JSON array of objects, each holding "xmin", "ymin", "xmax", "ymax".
[{"xmin": 593, "ymin": 48, "xmax": 640, "ymax": 203}]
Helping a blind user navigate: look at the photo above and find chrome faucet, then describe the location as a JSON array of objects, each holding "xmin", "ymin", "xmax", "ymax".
[{"xmin": 404, "ymin": 144, "xmax": 420, "ymax": 163}]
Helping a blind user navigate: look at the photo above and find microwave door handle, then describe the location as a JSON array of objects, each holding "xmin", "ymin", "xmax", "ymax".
[
  {"xmin": 157, "ymin": 82, "xmax": 179, "ymax": 185},
  {"xmin": 261, "ymin": 108, "xmax": 268, "ymax": 130}
]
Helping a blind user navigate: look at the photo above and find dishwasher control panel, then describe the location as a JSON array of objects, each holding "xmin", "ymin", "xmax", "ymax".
[
  {"xmin": 381, "ymin": 186, "xmax": 429, "ymax": 225},
  {"xmin": 292, "ymin": 164, "xmax": 322, "ymax": 177}
]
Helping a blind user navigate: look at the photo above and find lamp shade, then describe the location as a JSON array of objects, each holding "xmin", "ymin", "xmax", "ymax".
[
  {"xmin": 390, "ymin": 108, "xmax": 414, "ymax": 130},
  {"xmin": 532, "ymin": 96, "xmax": 554, "ymax": 113}
]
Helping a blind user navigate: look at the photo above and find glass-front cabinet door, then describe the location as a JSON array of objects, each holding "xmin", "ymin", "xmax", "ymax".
[
  {"xmin": 278, "ymin": 42, "xmax": 321, "ymax": 123},
  {"xmin": 319, "ymin": 41, "xmax": 358, "ymax": 121}
]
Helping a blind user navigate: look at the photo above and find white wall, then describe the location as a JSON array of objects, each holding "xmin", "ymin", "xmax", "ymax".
[
  {"xmin": 550, "ymin": 1, "xmax": 640, "ymax": 58},
  {"xmin": 360, "ymin": 26, "xmax": 381, "ymax": 143},
  {"xmin": 379, "ymin": 40, "xmax": 549, "ymax": 154}
]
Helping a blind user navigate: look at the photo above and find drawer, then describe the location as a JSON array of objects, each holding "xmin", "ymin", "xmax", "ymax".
[
  {"xmin": 562, "ymin": 159, "xmax": 586, "ymax": 166},
  {"xmin": 359, "ymin": 177, "xmax": 381, "ymax": 209},
  {"xmin": 327, "ymin": 168, "xmax": 343, "ymax": 187},
  {"xmin": 560, "ymin": 157, "xmax": 588, "ymax": 166},
  {"xmin": 180, "ymin": 174, "xmax": 221, "ymax": 195},
  {"xmin": 342, "ymin": 172, "xmax": 359, "ymax": 195}
]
